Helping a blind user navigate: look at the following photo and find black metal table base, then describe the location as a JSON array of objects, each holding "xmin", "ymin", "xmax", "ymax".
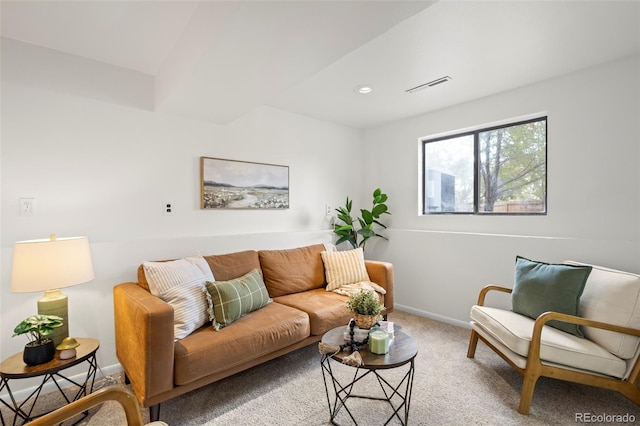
[
  {"xmin": 321, "ymin": 354, "xmax": 415, "ymax": 426},
  {"xmin": 0, "ymin": 353, "xmax": 98, "ymax": 426}
]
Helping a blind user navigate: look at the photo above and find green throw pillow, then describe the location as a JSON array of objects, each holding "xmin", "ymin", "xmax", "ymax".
[
  {"xmin": 512, "ymin": 256, "xmax": 592, "ymax": 337},
  {"xmin": 204, "ymin": 269, "xmax": 271, "ymax": 330}
]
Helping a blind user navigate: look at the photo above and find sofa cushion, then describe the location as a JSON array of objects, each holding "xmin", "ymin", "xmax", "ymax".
[
  {"xmin": 470, "ymin": 305, "xmax": 627, "ymax": 378},
  {"xmin": 512, "ymin": 256, "xmax": 591, "ymax": 337},
  {"xmin": 274, "ymin": 288, "xmax": 352, "ymax": 336},
  {"xmin": 142, "ymin": 256, "xmax": 212, "ymax": 340},
  {"xmin": 321, "ymin": 247, "xmax": 370, "ymax": 292},
  {"xmin": 566, "ymin": 261, "xmax": 640, "ymax": 359},
  {"xmin": 173, "ymin": 302, "xmax": 310, "ymax": 385},
  {"xmin": 258, "ymin": 244, "xmax": 326, "ymax": 297},
  {"xmin": 204, "ymin": 250, "xmax": 261, "ymax": 281},
  {"xmin": 204, "ymin": 269, "xmax": 271, "ymax": 330}
]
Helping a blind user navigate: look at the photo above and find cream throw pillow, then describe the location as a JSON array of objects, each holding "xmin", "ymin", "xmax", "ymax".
[
  {"xmin": 143, "ymin": 256, "xmax": 213, "ymax": 340},
  {"xmin": 321, "ymin": 248, "xmax": 370, "ymax": 291}
]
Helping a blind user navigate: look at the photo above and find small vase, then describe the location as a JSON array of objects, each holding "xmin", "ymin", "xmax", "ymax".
[
  {"xmin": 23, "ymin": 340, "xmax": 56, "ymax": 366},
  {"xmin": 353, "ymin": 313, "xmax": 379, "ymax": 329}
]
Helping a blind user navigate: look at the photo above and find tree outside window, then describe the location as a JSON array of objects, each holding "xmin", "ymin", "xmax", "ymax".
[{"xmin": 423, "ymin": 117, "xmax": 547, "ymax": 215}]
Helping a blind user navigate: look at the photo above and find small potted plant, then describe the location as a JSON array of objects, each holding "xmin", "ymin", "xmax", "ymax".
[
  {"xmin": 346, "ymin": 290, "xmax": 385, "ymax": 329},
  {"xmin": 13, "ymin": 314, "xmax": 64, "ymax": 366}
]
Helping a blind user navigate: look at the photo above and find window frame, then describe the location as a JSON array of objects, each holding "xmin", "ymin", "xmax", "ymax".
[{"xmin": 421, "ymin": 116, "xmax": 548, "ymax": 216}]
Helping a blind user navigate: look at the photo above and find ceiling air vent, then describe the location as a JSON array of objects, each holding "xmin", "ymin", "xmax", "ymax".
[{"xmin": 405, "ymin": 76, "xmax": 452, "ymax": 93}]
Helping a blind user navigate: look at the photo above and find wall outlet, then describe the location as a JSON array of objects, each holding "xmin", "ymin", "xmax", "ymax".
[
  {"xmin": 162, "ymin": 202, "xmax": 174, "ymax": 216},
  {"xmin": 19, "ymin": 198, "xmax": 36, "ymax": 217},
  {"xmin": 325, "ymin": 203, "xmax": 332, "ymax": 216}
]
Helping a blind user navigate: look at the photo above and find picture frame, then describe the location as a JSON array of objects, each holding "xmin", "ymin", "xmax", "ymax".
[{"xmin": 200, "ymin": 157, "xmax": 289, "ymax": 209}]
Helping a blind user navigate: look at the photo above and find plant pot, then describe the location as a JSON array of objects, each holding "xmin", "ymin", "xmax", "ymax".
[
  {"xmin": 23, "ymin": 340, "xmax": 55, "ymax": 366},
  {"xmin": 352, "ymin": 313, "xmax": 379, "ymax": 329}
]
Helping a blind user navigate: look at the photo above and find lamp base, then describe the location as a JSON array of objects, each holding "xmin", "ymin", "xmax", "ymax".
[{"xmin": 37, "ymin": 289, "xmax": 69, "ymax": 347}]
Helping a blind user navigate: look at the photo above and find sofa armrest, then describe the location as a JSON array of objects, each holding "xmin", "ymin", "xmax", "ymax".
[
  {"xmin": 365, "ymin": 260, "xmax": 394, "ymax": 313},
  {"xmin": 113, "ymin": 283, "xmax": 175, "ymax": 406}
]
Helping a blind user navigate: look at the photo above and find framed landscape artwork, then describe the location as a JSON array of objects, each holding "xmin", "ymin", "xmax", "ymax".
[{"xmin": 200, "ymin": 157, "xmax": 289, "ymax": 209}]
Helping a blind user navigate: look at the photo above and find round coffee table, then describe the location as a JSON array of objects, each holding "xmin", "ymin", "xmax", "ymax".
[{"xmin": 320, "ymin": 326, "xmax": 417, "ymax": 425}]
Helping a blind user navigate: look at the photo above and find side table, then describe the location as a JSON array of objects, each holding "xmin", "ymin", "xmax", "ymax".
[
  {"xmin": 320, "ymin": 326, "xmax": 418, "ymax": 425},
  {"xmin": 0, "ymin": 337, "xmax": 100, "ymax": 426}
]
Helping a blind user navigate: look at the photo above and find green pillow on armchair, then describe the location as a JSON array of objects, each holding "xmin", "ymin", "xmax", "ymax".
[{"xmin": 512, "ymin": 256, "xmax": 592, "ymax": 337}]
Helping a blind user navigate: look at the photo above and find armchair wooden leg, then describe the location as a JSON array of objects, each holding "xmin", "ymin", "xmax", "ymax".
[
  {"xmin": 467, "ymin": 329, "xmax": 479, "ymax": 358},
  {"xmin": 518, "ymin": 371, "xmax": 540, "ymax": 415},
  {"xmin": 617, "ymin": 381, "xmax": 640, "ymax": 406},
  {"xmin": 150, "ymin": 404, "xmax": 161, "ymax": 422}
]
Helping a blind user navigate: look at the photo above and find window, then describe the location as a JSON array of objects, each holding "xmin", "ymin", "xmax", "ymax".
[{"xmin": 422, "ymin": 116, "xmax": 547, "ymax": 214}]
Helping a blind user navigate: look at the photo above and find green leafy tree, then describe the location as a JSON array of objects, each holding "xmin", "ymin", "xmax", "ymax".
[
  {"xmin": 333, "ymin": 188, "xmax": 391, "ymax": 249},
  {"xmin": 479, "ymin": 120, "xmax": 546, "ymax": 211}
]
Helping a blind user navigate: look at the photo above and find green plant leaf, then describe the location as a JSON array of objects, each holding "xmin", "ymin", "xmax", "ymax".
[
  {"xmin": 373, "ymin": 219, "xmax": 387, "ymax": 229},
  {"xmin": 358, "ymin": 228, "xmax": 375, "ymax": 238},
  {"xmin": 371, "ymin": 204, "xmax": 387, "ymax": 217},
  {"xmin": 360, "ymin": 209, "xmax": 373, "ymax": 224}
]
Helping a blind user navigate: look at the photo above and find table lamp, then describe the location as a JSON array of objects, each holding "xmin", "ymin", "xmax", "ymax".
[{"xmin": 11, "ymin": 234, "xmax": 95, "ymax": 346}]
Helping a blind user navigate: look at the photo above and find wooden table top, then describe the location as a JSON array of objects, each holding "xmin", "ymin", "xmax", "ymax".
[
  {"xmin": 0, "ymin": 337, "xmax": 99, "ymax": 379},
  {"xmin": 321, "ymin": 326, "xmax": 417, "ymax": 369}
]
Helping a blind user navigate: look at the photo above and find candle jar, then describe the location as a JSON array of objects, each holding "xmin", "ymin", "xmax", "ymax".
[{"xmin": 368, "ymin": 325, "xmax": 390, "ymax": 355}]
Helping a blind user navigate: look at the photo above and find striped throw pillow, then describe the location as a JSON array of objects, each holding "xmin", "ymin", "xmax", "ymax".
[
  {"xmin": 204, "ymin": 269, "xmax": 271, "ymax": 330},
  {"xmin": 321, "ymin": 248, "xmax": 370, "ymax": 291},
  {"xmin": 143, "ymin": 256, "xmax": 213, "ymax": 340}
]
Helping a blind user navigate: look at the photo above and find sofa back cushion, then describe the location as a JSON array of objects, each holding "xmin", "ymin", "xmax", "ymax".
[
  {"xmin": 258, "ymin": 244, "xmax": 326, "ymax": 297},
  {"xmin": 137, "ymin": 264, "xmax": 153, "ymax": 291},
  {"xmin": 566, "ymin": 261, "xmax": 640, "ymax": 359},
  {"xmin": 204, "ymin": 250, "xmax": 261, "ymax": 281}
]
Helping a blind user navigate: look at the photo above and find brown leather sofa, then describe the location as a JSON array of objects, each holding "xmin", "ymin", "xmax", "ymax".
[{"xmin": 113, "ymin": 244, "xmax": 394, "ymax": 421}]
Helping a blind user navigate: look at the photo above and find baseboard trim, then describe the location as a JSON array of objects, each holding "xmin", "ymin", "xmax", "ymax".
[{"xmin": 394, "ymin": 304, "xmax": 471, "ymax": 329}]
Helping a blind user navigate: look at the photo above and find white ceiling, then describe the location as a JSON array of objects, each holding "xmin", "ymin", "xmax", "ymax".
[{"xmin": 2, "ymin": 1, "xmax": 639, "ymax": 129}]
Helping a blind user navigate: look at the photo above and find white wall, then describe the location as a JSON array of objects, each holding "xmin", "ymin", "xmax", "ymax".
[
  {"xmin": 2, "ymin": 36, "xmax": 639, "ymax": 396},
  {"xmin": 0, "ymin": 40, "xmax": 364, "ymax": 389},
  {"xmin": 363, "ymin": 55, "xmax": 640, "ymax": 327}
]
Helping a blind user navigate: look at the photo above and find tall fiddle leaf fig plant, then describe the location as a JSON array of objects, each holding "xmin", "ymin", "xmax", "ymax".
[{"xmin": 333, "ymin": 188, "xmax": 391, "ymax": 250}]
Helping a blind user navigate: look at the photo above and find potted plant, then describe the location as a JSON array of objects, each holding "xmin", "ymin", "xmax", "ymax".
[
  {"xmin": 13, "ymin": 314, "xmax": 64, "ymax": 366},
  {"xmin": 346, "ymin": 290, "xmax": 385, "ymax": 329},
  {"xmin": 333, "ymin": 188, "xmax": 391, "ymax": 250}
]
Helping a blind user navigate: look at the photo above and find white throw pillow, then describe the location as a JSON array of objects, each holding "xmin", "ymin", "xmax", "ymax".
[
  {"xmin": 143, "ymin": 256, "xmax": 213, "ymax": 340},
  {"xmin": 321, "ymin": 248, "xmax": 370, "ymax": 291}
]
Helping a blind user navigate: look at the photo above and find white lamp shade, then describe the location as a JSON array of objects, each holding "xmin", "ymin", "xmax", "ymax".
[{"xmin": 11, "ymin": 235, "xmax": 95, "ymax": 292}]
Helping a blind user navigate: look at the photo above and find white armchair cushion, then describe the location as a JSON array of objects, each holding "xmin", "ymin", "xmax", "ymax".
[
  {"xmin": 470, "ymin": 305, "xmax": 627, "ymax": 378},
  {"xmin": 566, "ymin": 261, "xmax": 640, "ymax": 359}
]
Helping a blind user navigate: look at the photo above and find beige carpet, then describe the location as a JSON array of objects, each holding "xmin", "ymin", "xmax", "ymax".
[{"xmin": 6, "ymin": 311, "xmax": 640, "ymax": 425}]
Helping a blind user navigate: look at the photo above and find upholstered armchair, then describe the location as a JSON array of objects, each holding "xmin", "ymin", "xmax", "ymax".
[{"xmin": 467, "ymin": 258, "xmax": 640, "ymax": 414}]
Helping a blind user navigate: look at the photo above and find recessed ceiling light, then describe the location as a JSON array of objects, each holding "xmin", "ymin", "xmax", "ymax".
[{"xmin": 354, "ymin": 85, "xmax": 373, "ymax": 94}]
